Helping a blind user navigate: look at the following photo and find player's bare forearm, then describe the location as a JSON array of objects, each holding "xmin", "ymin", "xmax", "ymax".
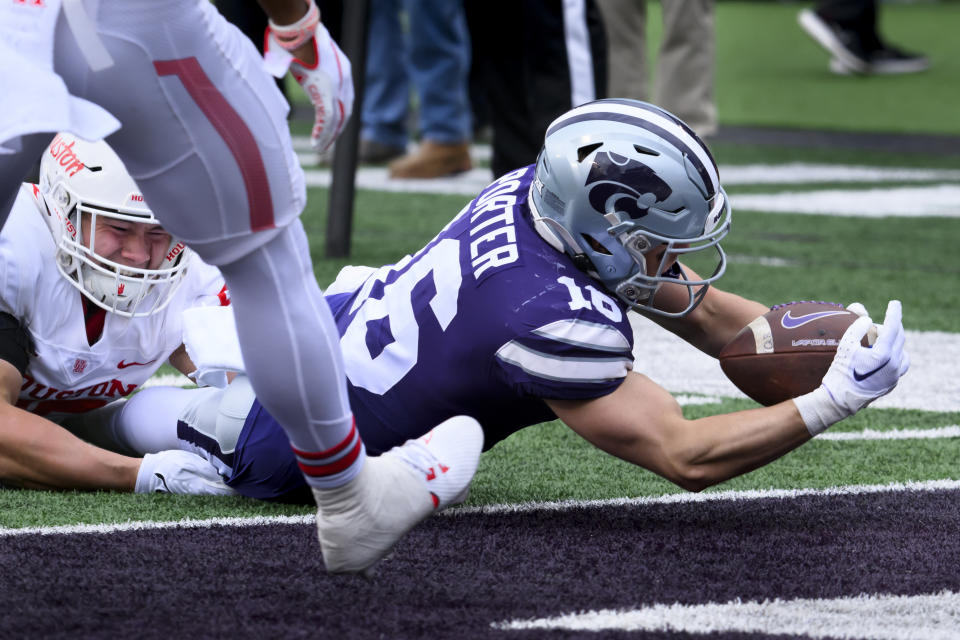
[
  {"xmin": 667, "ymin": 400, "xmax": 811, "ymax": 490},
  {"xmin": 168, "ymin": 343, "xmax": 197, "ymax": 379},
  {"xmin": 548, "ymin": 372, "xmax": 810, "ymax": 492},
  {"xmin": 256, "ymin": 0, "xmax": 318, "ymax": 64},
  {"xmin": 686, "ymin": 286, "xmax": 768, "ymax": 355},
  {"xmin": 0, "ymin": 403, "xmax": 139, "ymax": 490},
  {"xmin": 647, "ymin": 264, "xmax": 767, "ymax": 357}
]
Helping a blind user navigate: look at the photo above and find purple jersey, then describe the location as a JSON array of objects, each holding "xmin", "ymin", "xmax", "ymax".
[
  {"xmin": 328, "ymin": 166, "xmax": 635, "ymax": 453},
  {"xmin": 216, "ymin": 167, "xmax": 637, "ymax": 499}
]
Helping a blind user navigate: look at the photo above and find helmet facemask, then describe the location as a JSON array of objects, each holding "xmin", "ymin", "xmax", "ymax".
[
  {"xmin": 607, "ymin": 188, "xmax": 730, "ymax": 318},
  {"xmin": 39, "ymin": 134, "xmax": 191, "ymax": 318}
]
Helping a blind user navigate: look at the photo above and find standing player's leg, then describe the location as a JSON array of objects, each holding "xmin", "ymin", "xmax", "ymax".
[{"xmin": 52, "ymin": 0, "xmax": 362, "ymax": 487}]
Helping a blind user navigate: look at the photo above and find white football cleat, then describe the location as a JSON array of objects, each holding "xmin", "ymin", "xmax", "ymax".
[{"xmin": 313, "ymin": 415, "xmax": 484, "ymax": 574}]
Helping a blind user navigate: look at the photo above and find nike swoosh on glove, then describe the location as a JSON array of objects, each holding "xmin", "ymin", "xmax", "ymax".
[
  {"xmin": 793, "ymin": 300, "xmax": 910, "ymax": 435},
  {"xmin": 135, "ymin": 450, "xmax": 236, "ymax": 496},
  {"xmin": 265, "ymin": 21, "xmax": 354, "ymax": 153}
]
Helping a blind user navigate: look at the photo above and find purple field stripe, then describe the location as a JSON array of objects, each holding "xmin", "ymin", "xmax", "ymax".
[{"xmin": 3, "ymin": 489, "xmax": 960, "ymax": 638}]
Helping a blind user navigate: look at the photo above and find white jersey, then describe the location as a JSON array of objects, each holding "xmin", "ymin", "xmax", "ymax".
[{"xmin": 0, "ymin": 184, "xmax": 228, "ymax": 419}]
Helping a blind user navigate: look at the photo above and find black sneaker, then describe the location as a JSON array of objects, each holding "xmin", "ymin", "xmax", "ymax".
[
  {"xmin": 829, "ymin": 45, "xmax": 930, "ymax": 75},
  {"xmin": 798, "ymin": 8, "xmax": 871, "ymax": 74},
  {"xmin": 867, "ymin": 44, "xmax": 930, "ymax": 74}
]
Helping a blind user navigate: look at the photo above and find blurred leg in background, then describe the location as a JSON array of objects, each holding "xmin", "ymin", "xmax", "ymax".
[
  {"xmin": 361, "ymin": 0, "xmax": 472, "ymax": 178},
  {"xmin": 596, "ymin": 0, "xmax": 716, "ymax": 137},
  {"xmin": 798, "ymin": 0, "xmax": 929, "ymax": 75}
]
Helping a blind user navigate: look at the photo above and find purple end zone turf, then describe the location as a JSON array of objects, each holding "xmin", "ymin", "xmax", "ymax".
[{"xmin": 2, "ymin": 488, "xmax": 959, "ymax": 639}]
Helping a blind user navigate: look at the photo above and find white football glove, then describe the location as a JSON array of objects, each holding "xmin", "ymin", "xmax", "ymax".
[
  {"xmin": 264, "ymin": 19, "xmax": 353, "ymax": 153},
  {"xmin": 794, "ymin": 300, "xmax": 910, "ymax": 435},
  {"xmin": 845, "ymin": 301, "xmax": 868, "ymax": 318},
  {"xmin": 135, "ymin": 451, "xmax": 236, "ymax": 496}
]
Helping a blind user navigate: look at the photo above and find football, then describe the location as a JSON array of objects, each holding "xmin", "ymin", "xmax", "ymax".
[{"xmin": 719, "ymin": 301, "xmax": 875, "ymax": 406}]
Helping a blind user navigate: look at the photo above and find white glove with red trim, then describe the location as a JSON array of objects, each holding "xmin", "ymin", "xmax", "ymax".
[
  {"xmin": 264, "ymin": 8, "xmax": 353, "ymax": 153},
  {"xmin": 135, "ymin": 451, "xmax": 236, "ymax": 496},
  {"xmin": 793, "ymin": 300, "xmax": 910, "ymax": 435}
]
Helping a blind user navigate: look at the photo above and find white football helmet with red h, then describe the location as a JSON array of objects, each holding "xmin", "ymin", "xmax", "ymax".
[{"xmin": 38, "ymin": 133, "xmax": 191, "ymax": 317}]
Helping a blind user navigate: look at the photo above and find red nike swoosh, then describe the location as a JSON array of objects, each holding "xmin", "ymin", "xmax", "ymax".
[{"xmin": 117, "ymin": 359, "xmax": 157, "ymax": 369}]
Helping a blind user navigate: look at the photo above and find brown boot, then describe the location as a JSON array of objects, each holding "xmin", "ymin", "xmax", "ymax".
[{"xmin": 388, "ymin": 140, "xmax": 472, "ymax": 179}]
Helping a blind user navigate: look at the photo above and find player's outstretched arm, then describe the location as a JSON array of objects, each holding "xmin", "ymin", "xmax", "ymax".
[
  {"xmin": 643, "ymin": 262, "xmax": 768, "ymax": 357},
  {"xmin": 0, "ymin": 360, "xmax": 234, "ymax": 495},
  {"xmin": 0, "ymin": 359, "xmax": 140, "ymax": 490},
  {"xmin": 547, "ymin": 301, "xmax": 908, "ymax": 492},
  {"xmin": 547, "ymin": 372, "xmax": 811, "ymax": 492},
  {"xmin": 259, "ymin": 0, "xmax": 354, "ymax": 152}
]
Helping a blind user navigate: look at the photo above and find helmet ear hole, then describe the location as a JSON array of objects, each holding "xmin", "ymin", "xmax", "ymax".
[
  {"xmin": 577, "ymin": 142, "xmax": 603, "ymax": 163},
  {"xmin": 633, "ymin": 144, "xmax": 660, "ymax": 157},
  {"xmin": 581, "ymin": 233, "xmax": 612, "ymax": 255}
]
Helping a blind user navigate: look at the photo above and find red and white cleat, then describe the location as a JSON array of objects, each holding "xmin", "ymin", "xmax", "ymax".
[{"xmin": 312, "ymin": 415, "xmax": 484, "ymax": 575}]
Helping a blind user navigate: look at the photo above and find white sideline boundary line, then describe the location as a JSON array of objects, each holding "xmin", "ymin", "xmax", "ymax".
[
  {"xmin": 0, "ymin": 514, "xmax": 315, "ymax": 538},
  {"xmin": 3, "ymin": 478, "xmax": 958, "ymax": 538},
  {"xmin": 455, "ymin": 478, "xmax": 960, "ymax": 516}
]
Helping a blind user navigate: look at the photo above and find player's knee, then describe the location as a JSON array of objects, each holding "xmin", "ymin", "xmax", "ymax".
[{"xmin": 214, "ymin": 375, "xmax": 257, "ymax": 453}]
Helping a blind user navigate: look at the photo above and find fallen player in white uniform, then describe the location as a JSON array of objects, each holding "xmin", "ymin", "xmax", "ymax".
[{"xmin": 0, "ymin": 134, "xmax": 233, "ymax": 494}]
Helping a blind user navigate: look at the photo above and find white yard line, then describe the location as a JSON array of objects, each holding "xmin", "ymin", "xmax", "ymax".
[
  {"xmin": 292, "ymin": 137, "xmax": 960, "ymax": 185},
  {"xmin": 295, "ymin": 146, "xmax": 960, "ymax": 218},
  {"xmin": 720, "ymin": 163, "xmax": 960, "ymax": 185},
  {"xmin": 817, "ymin": 426, "xmax": 960, "ymax": 441},
  {"xmin": 732, "ymin": 185, "xmax": 960, "ymax": 217},
  {"xmin": 493, "ymin": 590, "xmax": 960, "ymax": 639},
  {"xmin": 140, "ymin": 373, "xmax": 195, "ymax": 389},
  {"xmin": 4, "ymin": 479, "xmax": 957, "ymax": 537},
  {"xmin": 301, "ymin": 167, "xmax": 960, "ymax": 217},
  {"xmin": 0, "ymin": 514, "xmax": 315, "ymax": 537}
]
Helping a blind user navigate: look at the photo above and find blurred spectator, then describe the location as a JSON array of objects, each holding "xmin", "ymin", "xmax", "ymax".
[
  {"xmin": 465, "ymin": 0, "xmax": 607, "ymax": 179},
  {"xmin": 798, "ymin": 1, "xmax": 929, "ymax": 75},
  {"xmin": 361, "ymin": 0, "xmax": 473, "ymax": 178},
  {"xmin": 595, "ymin": 0, "xmax": 716, "ymax": 138}
]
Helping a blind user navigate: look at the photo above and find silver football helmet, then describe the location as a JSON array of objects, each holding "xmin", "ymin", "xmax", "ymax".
[
  {"xmin": 528, "ymin": 99, "xmax": 730, "ymax": 318},
  {"xmin": 38, "ymin": 133, "xmax": 191, "ymax": 317}
]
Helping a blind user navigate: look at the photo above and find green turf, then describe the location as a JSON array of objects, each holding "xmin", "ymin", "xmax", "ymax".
[
  {"xmin": 4, "ymin": 3, "xmax": 959, "ymax": 531},
  {"xmin": 711, "ymin": 2, "xmax": 960, "ymax": 134},
  {"xmin": 9, "ymin": 160, "xmax": 951, "ymax": 530},
  {"xmin": 3, "ymin": 403, "xmax": 955, "ymax": 529}
]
